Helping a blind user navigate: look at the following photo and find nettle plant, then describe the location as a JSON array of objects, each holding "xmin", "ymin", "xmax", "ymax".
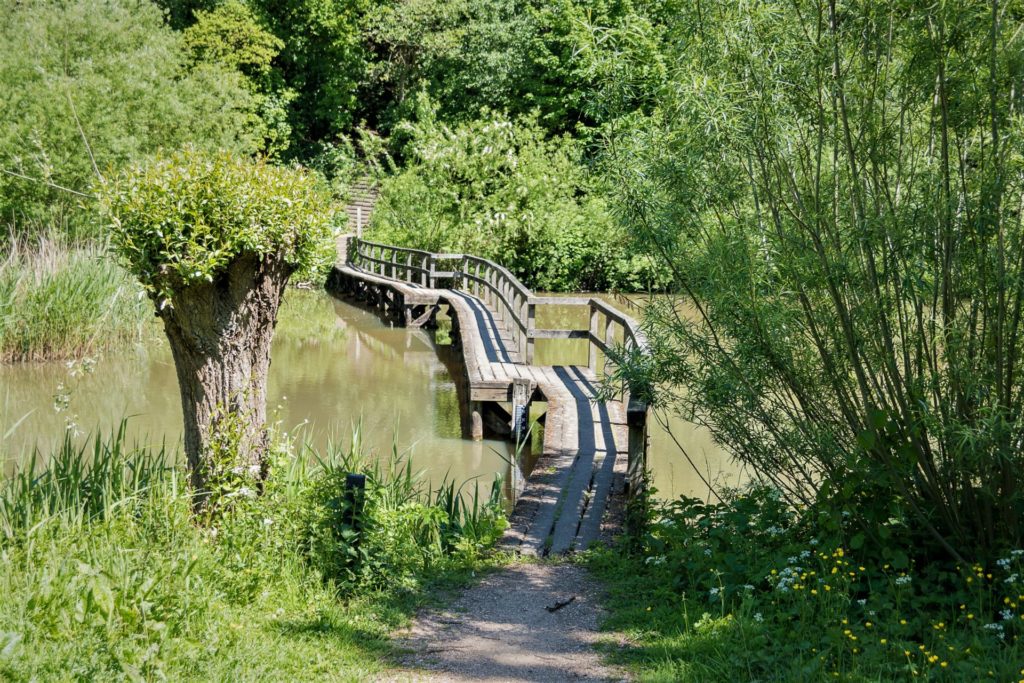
[{"xmin": 98, "ymin": 148, "xmax": 336, "ymax": 503}]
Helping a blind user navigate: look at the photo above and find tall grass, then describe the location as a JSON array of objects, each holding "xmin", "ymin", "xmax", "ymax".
[
  {"xmin": 0, "ymin": 423, "xmax": 506, "ymax": 680},
  {"xmin": 0, "ymin": 232, "xmax": 148, "ymax": 361},
  {"xmin": 0, "ymin": 420, "xmax": 170, "ymax": 541}
]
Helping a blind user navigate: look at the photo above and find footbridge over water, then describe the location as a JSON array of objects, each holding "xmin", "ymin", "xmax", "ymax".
[{"xmin": 326, "ymin": 236, "xmax": 651, "ymax": 556}]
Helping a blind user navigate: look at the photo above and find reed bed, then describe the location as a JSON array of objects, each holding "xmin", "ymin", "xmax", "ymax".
[{"xmin": 0, "ymin": 233, "xmax": 148, "ymax": 362}]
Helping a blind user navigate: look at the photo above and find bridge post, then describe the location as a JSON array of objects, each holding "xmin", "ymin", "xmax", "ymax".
[
  {"xmin": 626, "ymin": 398, "xmax": 649, "ymax": 497},
  {"xmin": 588, "ymin": 305, "xmax": 599, "ymax": 372},
  {"xmin": 511, "ymin": 378, "xmax": 531, "ymax": 444},
  {"xmin": 469, "ymin": 401, "xmax": 483, "ymax": 441},
  {"xmin": 526, "ymin": 301, "xmax": 536, "ymax": 363}
]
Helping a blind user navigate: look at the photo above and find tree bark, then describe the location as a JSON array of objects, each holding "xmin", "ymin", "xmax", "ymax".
[{"xmin": 158, "ymin": 252, "xmax": 293, "ymax": 502}]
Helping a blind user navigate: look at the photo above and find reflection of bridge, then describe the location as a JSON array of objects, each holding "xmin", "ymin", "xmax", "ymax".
[{"xmin": 327, "ymin": 236, "xmax": 650, "ymax": 556}]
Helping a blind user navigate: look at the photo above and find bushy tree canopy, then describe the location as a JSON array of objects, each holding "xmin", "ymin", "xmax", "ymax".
[
  {"xmin": 98, "ymin": 148, "xmax": 336, "ymax": 303},
  {"xmin": 368, "ymin": 102, "xmax": 626, "ymax": 291}
]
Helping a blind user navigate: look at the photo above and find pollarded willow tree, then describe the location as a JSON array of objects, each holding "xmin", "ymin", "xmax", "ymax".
[
  {"xmin": 598, "ymin": 0, "xmax": 1024, "ymax": 563},
  {"xmin": 98, "ymin": 148, "xmax": 335, "ymax": 497}
]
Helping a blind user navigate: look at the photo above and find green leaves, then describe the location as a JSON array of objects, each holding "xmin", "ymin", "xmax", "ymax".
[
  {"xmin": 369, "ymin": 106, "xmax": 625, "ymax": 291},
  {"xmin": 97, "ymin": 148, "xmax": 337, "ymax": 303},
  {"xmin": 0, "ymin": 0, "xmax": 259, "ymax": 236}
]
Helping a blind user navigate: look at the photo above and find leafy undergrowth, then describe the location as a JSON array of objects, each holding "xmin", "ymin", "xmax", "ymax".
[
  {"xmin": 587, "ymin": 488, "xmax": 1024, "ymax": 682},
  {"xmin": 0, "ymin": 424, "xmax": 506, "ymax": 681}
]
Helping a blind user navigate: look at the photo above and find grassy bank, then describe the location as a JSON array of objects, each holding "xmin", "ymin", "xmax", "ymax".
[
  {"xmin": 0, "ymin": 235, "xmax": 148, "ymax": 362},
  {"xmin": 588, "ymin": 489, "xmax": 1024, "ymax": 681},
  {"xmin": 0, "ymin": 424, "xmax": 505, "ymax": 681}
]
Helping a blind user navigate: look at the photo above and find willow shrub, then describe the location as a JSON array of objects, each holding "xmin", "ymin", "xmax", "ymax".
[{"xmin": 603, "ymin": 1, "xmax": 1024, "ymax": 563}]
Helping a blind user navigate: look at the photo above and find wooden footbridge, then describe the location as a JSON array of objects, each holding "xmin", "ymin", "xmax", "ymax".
[{"xmin": 326, "ymin": 236, "xmax": 650, "ymax": 556}]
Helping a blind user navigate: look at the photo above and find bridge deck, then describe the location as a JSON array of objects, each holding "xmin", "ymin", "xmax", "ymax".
[{"xmin": 328, "ymin": 263, "xmax": 630, "ymax": 556}]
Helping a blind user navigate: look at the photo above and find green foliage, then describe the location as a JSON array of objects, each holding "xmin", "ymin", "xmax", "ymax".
[
  {"xmin": 0, "ymin": 0, "xmax": 258, "ymax": 236},
  {"xmin": 364, "ymin": 0, "xmax": 534, "ymax": 130},
  {"xmin": 589, "ymin": 488, "xmax": 1024, "ymax": 681},
  {"xmin": 0, "ymin": 424, "xmax": 505, "ymax": 680},
  {"xmin": 0, "ymin": 234, "xmax": 147, "ymax": 362},
  {"xmin": 98, "ymin": 148, "xmax": 337, "ymax": 303},
  {"xmin": 184, "ymin": 0, "xmax": 296, "ymax": 157},
  {"xmin": 294, "ymin": 434, "xmax": 506, "ymax": 591},
  {"xmin": 603, "ymin": 0, "xmax": 1024, "ymax": 561},
  {"xmin": 369, "ymin": 103, "xmax": 625, "ymax": 291},
  {"xmin": 251, "ymin": 0, "xmax": 372, "ymax": 156}
]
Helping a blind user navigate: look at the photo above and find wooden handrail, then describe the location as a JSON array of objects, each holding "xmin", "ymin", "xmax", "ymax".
[
  {"xmin": 340, "ymin": 233, "xmax": 652, "ymax": 496},
  {"xmin": 344, "ymin": 235, "xmax": 650, "ymax": 386}
]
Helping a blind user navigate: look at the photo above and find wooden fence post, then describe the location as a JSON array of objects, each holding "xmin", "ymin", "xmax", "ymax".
[
  {"xmin": 588, "ymin": 304, "xmax": 599, "ymax": 372},
  {"xmin": 626, "ymin": 398, "xmax": 649, "ymax": 497},
  {"xmin": 511, "ymin": 378, "xmax": 531, "ymax": 444},
  {"xmin": 526, "ymin": 301, "xmax": 536, "ymax": 364}
]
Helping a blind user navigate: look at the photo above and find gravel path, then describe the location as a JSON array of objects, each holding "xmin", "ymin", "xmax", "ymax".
[{"xmin": 387, "ymin": 562, "xmax": 628, "ymax": 682}]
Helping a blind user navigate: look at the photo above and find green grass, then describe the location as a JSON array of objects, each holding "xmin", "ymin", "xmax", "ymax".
[
  {"xmin": 0, "ymin": 233, "xmax": 148, "ymax": 362},
  {"xmin": 0, "ymin": 424, "xmax": 507, "ymax": 681}
]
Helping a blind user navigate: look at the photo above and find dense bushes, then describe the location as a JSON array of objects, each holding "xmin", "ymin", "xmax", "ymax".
[
  {"xmin": 368, "ymin": 104, "xmax": 662, "ymax": 292},
  {"xmin": 0, "ymin": 0, "xmax": 258, "ymax": 237},
  {"xmin": 603, "ymin": 0, "xmax": 1024, "ymax": 563},
  {"xmin": 0, "ymin": 426, "xmax": 504, "ymax": 680},
  {"xmin": 591, "ymin": 488, "xmax": 1024, "ymax": 680}
]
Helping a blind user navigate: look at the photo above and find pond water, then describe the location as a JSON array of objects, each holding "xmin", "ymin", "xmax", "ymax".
[
  {"xmin": 0, "ymin": 291, "xmax": 511, "ymax": 493},
  {"xmin": 532, "ymin": 294, "xmax": 746, "ymax": 501},
  {"xmin": 1, "ymin": 289, "xmax": 743, "ymax": 502}
]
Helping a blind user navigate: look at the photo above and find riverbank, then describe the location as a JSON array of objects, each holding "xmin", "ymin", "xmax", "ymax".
[{"xmin": 0, "ymin": 427, "xmax": 506, "ymax": 681}]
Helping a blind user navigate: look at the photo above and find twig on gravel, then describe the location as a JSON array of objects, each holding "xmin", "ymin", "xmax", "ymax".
[{"xmin": 545, "ymin": 596, "xmax": 577, "ymax": 613}]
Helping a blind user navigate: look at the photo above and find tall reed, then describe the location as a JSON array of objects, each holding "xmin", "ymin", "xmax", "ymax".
[
  {"xmin": 0, "ymin": 232, "xmax": 148, "ymax": 362},
  {"xmin": 0, "ymin": 419, "xmax": 170, "ymax": 541}
]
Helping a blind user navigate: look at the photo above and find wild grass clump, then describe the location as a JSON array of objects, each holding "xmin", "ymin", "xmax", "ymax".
[
  {"xmin": 0, "ymin": 424, "xmax": 505, "ymax": 681},
  {"xmin": 0, "ymin": 233, "xmax": 148, "ymax": 362},
  {"xmin": 589, "ymin": 487, "xmax": 1024, "ymax": 682}
]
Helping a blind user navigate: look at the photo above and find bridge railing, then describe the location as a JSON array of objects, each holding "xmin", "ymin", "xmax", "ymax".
[{"xmin": 344, "ymin": 235, "xmax": 651, "ymax": 495}]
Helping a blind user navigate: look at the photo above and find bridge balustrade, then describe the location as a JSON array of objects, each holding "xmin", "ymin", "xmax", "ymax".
[{"xmin": 345, "ymin": 235, "xmax": 652, "ymax": 496}]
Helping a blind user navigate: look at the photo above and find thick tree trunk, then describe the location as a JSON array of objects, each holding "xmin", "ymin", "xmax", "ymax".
[{"xmin": 158, "ymin": 252, "xmax": 293, "ymax": 501}]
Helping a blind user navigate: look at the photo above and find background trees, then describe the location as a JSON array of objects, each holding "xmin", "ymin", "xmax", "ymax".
[{"xmin": 0, "ymin": 0, "xmax": 258, "ymax": 237}]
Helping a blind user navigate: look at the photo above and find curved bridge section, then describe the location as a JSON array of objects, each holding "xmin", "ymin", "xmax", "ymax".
[{"xmin": 326, "ymin": 236, "xmax": 651, "ymax": 556}]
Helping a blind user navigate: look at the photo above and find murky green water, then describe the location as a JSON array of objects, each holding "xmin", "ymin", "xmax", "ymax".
[
  {"xmin": 1, "ymin": 289, "xmax": 741, "ymax": 502},
  {"xmin": 1, "ymin": 291, "xmax": 511, "ymax": 491}
]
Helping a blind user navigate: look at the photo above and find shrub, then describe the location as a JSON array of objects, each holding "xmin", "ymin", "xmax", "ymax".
[
  {"xmin": 369, "ymin": 100, "xmax": 626, "ymax": 292},
  {"xmin": 589, "ymin": 487, "xmax": 1024, "ymax": 681}
]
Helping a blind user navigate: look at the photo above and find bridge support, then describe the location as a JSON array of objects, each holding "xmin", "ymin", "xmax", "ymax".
[
  {"xmin": 626, "ymin": 398, "xmax": 649, "ymax": 496},
  {"xmin": 469, "ymin": 401, "xmax": 484, "ymax": 440},
  {"xmin": 511, "ymin": 377, "xmax": 531, "ymax": 444}
]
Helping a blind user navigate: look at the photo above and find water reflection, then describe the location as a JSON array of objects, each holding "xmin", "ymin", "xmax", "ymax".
[
  {"xmin": 1, "ymin": 291, "xmax": 510, "ymax": 493},
  {"xmin": 532, "ymin": 293, "xmax": 746, "ymax": 502},
  {"xmin": 2, "ymin": 290, "xmax": 745, "ymax": 503}
]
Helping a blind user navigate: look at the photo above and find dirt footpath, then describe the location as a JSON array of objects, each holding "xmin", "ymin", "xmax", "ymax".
[{"xmin": 387, "ymin": 562, "xmax": 628, "ymax": 682}]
